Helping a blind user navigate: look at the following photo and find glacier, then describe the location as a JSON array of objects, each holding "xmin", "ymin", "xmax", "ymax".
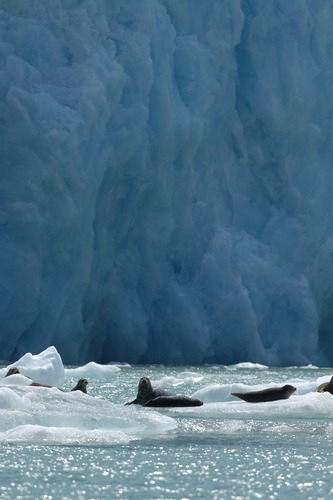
[{"xmin": 1, "ymin": 0, "xmax": 333, "ymax": 366}]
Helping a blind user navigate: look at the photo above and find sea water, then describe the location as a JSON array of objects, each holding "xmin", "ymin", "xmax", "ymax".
[{"xmin": 0, "ymin": 364, "xmax": 333, "ymax": 499}]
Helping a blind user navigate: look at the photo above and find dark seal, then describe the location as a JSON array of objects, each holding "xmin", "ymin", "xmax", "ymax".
[
  {"xmin": 125, "ymin": 376, "xmax": 203, "ymax": 407},
  {"xmin": 4, "ymin": 368, "xmax": 88, "ymax": 393},
  {"xmin": 5, "ymin": 367, "xmax": 20, "ymax": 377},
  {"xmin": 125, "ymin": 377, "xmax": 172, "ymax": 405},
  {"xmin": 232, "ymin": 384, "xmax": 296, "ymax": 403},
  {"xmin": 71, "ymin": 378, "xmax": 88, "ymax": 394},
  {"xmin": 315, "ymin": 376, "xmax": 333, "ymax": 394},
  {"xmin": 145, "ymin": 395, "xmax": 203, "ymax": 407}
]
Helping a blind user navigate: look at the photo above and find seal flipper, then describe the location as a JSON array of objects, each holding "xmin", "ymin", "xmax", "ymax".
[
  {"xmin": 232, "ymin": 392, "xmax": 250, "ymax": 402},
  {"xmin": 124, "ymin": 399, "xmax": 139, "ymax": 406}
]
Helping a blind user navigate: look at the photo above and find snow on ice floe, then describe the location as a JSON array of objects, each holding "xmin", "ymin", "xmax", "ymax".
[
  {"xmin": 0, "ymin": 373, "xmax": 34, "ymax": 387},
  {"xmin": 225, "ymin": 362, "xmax": 268, "ymax": 370},
  {"xmin": 162, "ymin": 391, "xmax": 333, "ymax": 421},
  {"xmin": 65, "ymin": 361, "xmax": 121, "ymax": 379},
  {"xmin": 0, "ymin": 347, "xmax": 177, "ymax": 446},
  {"xmin": 153, "ymin": 372, "xmax": 204, "ymax": 388},
  {"xmin": 0, "ymin": 346, "xmax": 64, "ymax": 387},
  {"xmin": 0, "ymin": 384, "xmax": 177, "ymax": 446},
  {"xmin": 0, "ymin": 387, "xmax": 26, "ymax": 410},
  {"xmin": 191, "ymin": 376, "xmax": 333, "ymax": 404},
  {"xmin": 2, "ymin": 347, "xmax": 333, "ymax": 445}
]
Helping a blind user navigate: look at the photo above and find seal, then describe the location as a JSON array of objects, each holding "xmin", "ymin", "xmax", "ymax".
[
  {"xmin": 125, "ymin": 377, "xmax": 172, "ymax": 405},
  {"xmin": 315, "ymin": 376, "xmax": 333, "ymax": 394},
  {"xmin": 5, "ymin": 367, "xmax": 48, "ymax": 386},
  {"xmin": 145, "ymin": 395, "xmax": 203, "ymax": 407},
  {"xmin": 5, "ymin": 367, "xmax": 20, "ymax": 377},
  {"xmin": 232, "ymin": 384, "xmax": 296, "ymax": 403},
  {"xmin": 71, "ymin": 378, "xmax": 88, "ymax": 394},
  {"xmin": 4, "ymin": 368, "xmax": 88, "ymax": 393},
  {"xmin": 125, "ymin": 376, "xmax": 203, "ymax": 407}
]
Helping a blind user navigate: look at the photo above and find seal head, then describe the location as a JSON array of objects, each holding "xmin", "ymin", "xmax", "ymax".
[
  {"xmin": 71, "ymin": 378, "xmax": 88, "ymax": 394},
  {"xmin": 316, "ymin": 376, "xmax": 333, "ymax": 394},
  {"xmin": 5, "ymin": 367, "xmax": 20, "ymax": 377}
]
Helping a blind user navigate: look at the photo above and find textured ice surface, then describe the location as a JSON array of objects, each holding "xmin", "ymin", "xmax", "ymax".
[
  {"xmin": 1, "ymin": 348, "xmax": 333, "ymax": 447},
  {"xmin": 1, "ymin": 1, "xmax": 333, "ymax": 365},
  {"xmin": 0, "ymin": 346, "xmax": 64, "ymax": 386}
]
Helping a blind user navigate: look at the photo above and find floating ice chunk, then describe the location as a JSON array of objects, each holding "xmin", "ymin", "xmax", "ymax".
[
  {"xmin": 168, "ymin": 392, "xmax": 333, "ymax": 420},
  {"xmin": 0, "ymin": 387, "xmax": 25, "ymax": 409},
  {"xmin": 65, "ymin": 361, "xmax": 120, "ymax": 379},
  {"xmin": 0, "ymin": 425, "xmax": 132, "ymax": 446},
  {"xmin": 298, "ymin": 365, "xmax": 319, "ymax": 369},
  {"xmin": 0, "ymin": 374, "xmax": 32, "ymax": 387},
  {"xmin": 154, "ymin": 372, "xmax": 204, "ymax": 388},
  {"xmin": 226, "ymin": 363, "xmax": 268, "ymax": 370},
  {"xmin": 192, "ymin": 383, "xmax": 233, "ymax": 403},
  {"xmin": 0, "ymin": 384, "xmax": 177, "ymax": 445},
  {"xmin": 264, "ymin": 424, "xmax": 299, "ymax": 433},
  {"xmin": 0, "ymin": 346, "xmax": 64, "ymax": 387}
]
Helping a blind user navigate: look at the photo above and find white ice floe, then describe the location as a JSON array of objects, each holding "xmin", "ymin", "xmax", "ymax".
[
  {"xmin": 0, "ymin": 346, "xmax": 64, "ymax": 387},
  {"xmin": 225, "ymin": 363, "xmax": 268, "ymax": 370},
  {"xmin": 0, "ymin": 382, "xmax": 177, "ymax": 446},
  {"xmin": 153, "ymin": 372, "xmax": 204, "ymax": 388},
  {"xmin": 65, "ymin": 361, "xmax": 120, "ymax": 379}
]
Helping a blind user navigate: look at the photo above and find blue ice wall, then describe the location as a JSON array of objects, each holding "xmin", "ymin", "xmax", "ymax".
[{"xmin": 1, "ymin": 0, "xmax": 333, "ymax": 365}]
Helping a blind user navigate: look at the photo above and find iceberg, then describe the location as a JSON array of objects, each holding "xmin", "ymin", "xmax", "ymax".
[
  {"xmin": 65, "ymin": 361, "xmax": 120, "ymax": 379},
  {"xmin": 0, "ymin": 347, "xmax": 177, "ymax": 445},
  {"xmin": 0, "ymin": 345, "xmax": 64, "ymax": 386},
  {"xmin": 1, "ymin": 1, "xmax": 333, "ymax": 365}
]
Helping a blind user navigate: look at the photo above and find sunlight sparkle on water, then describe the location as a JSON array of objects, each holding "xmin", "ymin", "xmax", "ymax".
[{"xmin": 1, "ymin": 360, "xmax": 333, "ymax": 498}]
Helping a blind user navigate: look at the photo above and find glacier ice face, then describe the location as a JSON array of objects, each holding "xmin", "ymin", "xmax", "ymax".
[{"xmin": 1, "ymin": 0, "xmax": 333, "ymax": 365}]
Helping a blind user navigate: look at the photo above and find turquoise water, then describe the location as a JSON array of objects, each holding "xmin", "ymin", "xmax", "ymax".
[{"xmin": 1, "ymin": 365, "xmax": 333, "ymax": 499}]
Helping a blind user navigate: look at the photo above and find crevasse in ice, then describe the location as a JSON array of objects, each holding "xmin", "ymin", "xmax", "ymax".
[{"xmin": 1, "ymin": 1, "xmax": 333, "ymax": 365}]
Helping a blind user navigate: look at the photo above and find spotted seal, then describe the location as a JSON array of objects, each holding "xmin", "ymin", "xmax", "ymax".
[
  {"xmin": 5, "ymin": 367, "xmax": 20, "ymax": 377},
  {"xmin": 71, "ymin": 378, "xmax": 88, "ymax": 394},
  {"xmin": 232, "ymin": 384, "xmax": 296, "ymax": 403},
  {"xmin": 5, "ymin": 368, "xmax": 88, "ymax": 393},
  {"xmin": 315, "ymin": 376, "xmax": 333, "ymax": 394},
  {"xmin": 125, "ymin": 376, "xmax": 203, "ymax": 407},
  {"xmin": 125, "ymin": 377, "xmax": 172, "ymax": 405}
]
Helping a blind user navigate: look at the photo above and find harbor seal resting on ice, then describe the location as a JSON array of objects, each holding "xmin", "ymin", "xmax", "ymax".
[
  {"xmin": 31, "ymin": 378, "xmax": 88, "ymax": 393},
  {"xmin": 125, "ymin": 377, "xmax": 173, "ymax": 405},
  {"xmin": 232, "ymin": 384, "xmax": 296, "ymax": 403},
  {"xmin": 125, "ymin": 376, "xmax": 203, "ymax": 407},
  {"xmin": 315, "ymin": 376, "xmax": 333, "ymax": 394},
  {"xmin": 5, "ymin": 367, "xmax": 20, "ymax": 377},
  {"xmin": 5, "ymin": 368, "xmax": 88, "ymax": 393},
  {"xmin": 71, "ymin": 378, "xmax": 88, "ymax": 394},
  {"xmin": 30, "ymin": 377, "xmax": 88, "ymax": 393}
]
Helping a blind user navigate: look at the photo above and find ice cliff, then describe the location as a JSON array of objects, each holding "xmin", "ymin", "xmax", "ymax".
[{"xmin": 1, "ymin": 0, "xmax": 333, "ymax": 366}]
